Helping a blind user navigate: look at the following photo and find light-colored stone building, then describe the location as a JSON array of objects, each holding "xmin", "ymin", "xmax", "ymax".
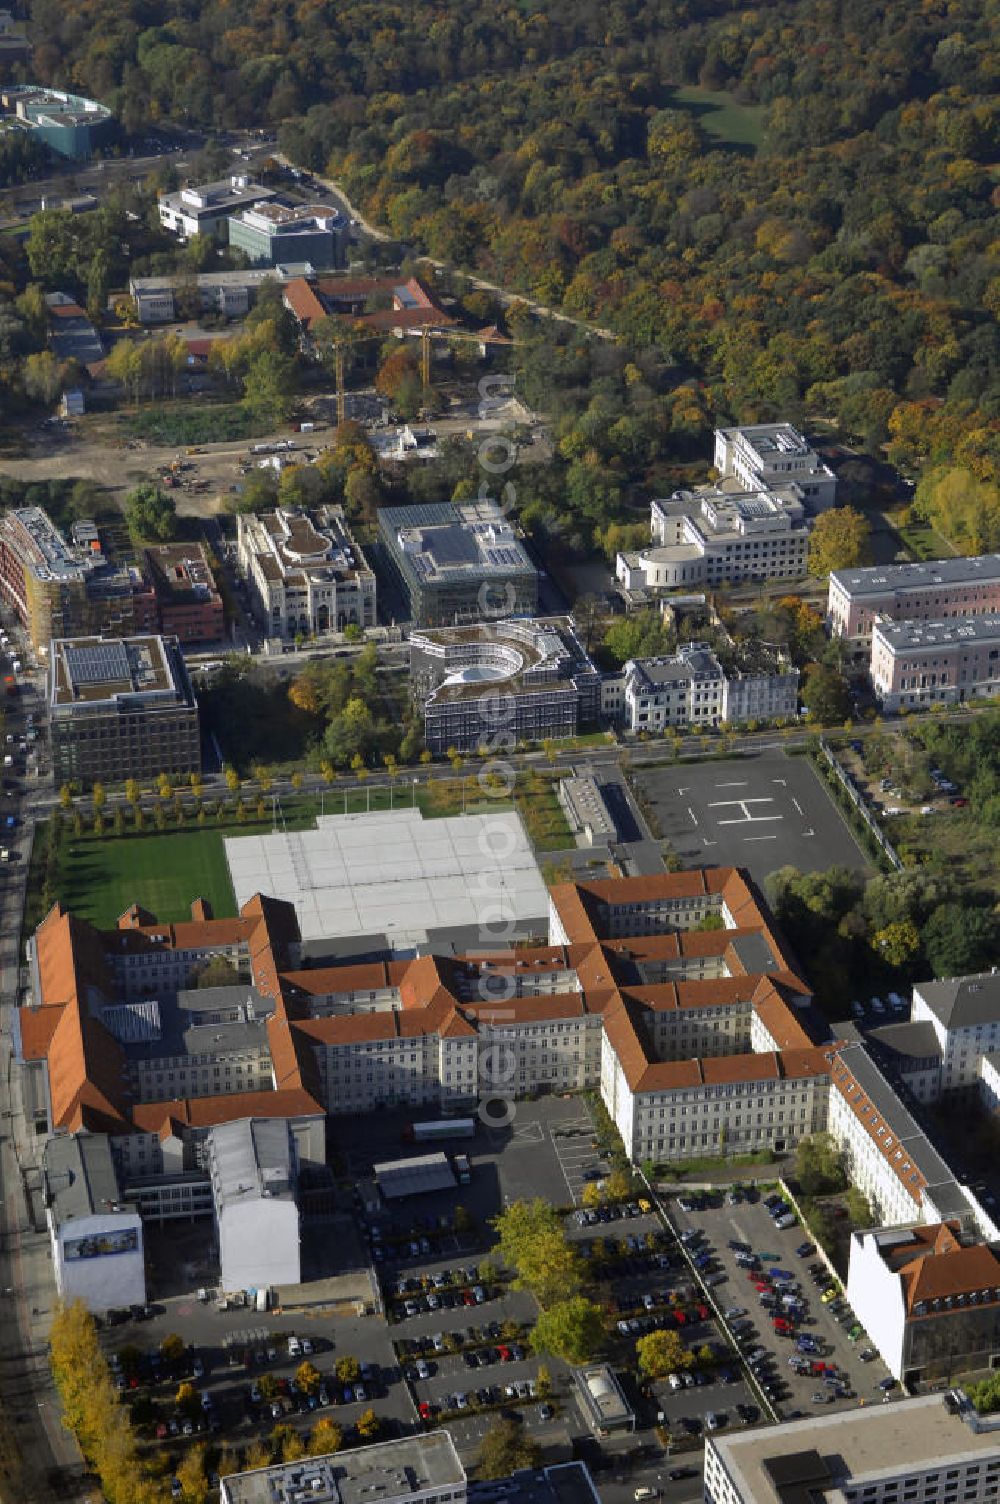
[{"xmin": 236, "ymin": 506, "xmax": 375, "ymax": 639}]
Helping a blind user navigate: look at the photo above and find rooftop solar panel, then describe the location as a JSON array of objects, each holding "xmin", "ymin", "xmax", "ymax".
[{"xmin": 64, "ymin": 640, "xmax": 131, "ymax": 685}]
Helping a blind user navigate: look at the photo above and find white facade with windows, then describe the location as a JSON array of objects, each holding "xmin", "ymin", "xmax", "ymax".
[
  {"xmin": 713, "ymin": 423, "xmax": 837, "ymax": 510},
  {"xmin": 236, "ymin": 506, "xmax": 375, "ymax": 639},
  {"xmin": 616, "ymin": 485, "xmax": 810, "ymax": 593},
  {"xmin": 911, "ymin": 973, "xmax": 1000, "ymax": 1095},
  {"xmin": 158, "ymin": 176, "xmax": 274, "ymax": 239},
  {"xmin": 617, "ymin": 1059, "xmax": 831, "ymax": 1165},
  {"xmin": 620, "ymin": 645, "xmax": 799, "ymax": 731},
  {"xmin": 623, "ymin": 646, "xmax": 724, "ymax": 730}
]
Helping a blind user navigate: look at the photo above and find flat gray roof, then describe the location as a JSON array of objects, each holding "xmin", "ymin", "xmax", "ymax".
[
  {"xmin": 708, "ymin": 1393, "xmax": 1000, "ymax": 1503},
  {"xmin": 209, "ymin": 1118, "xmax": 294, "ymax": 1210},
  {"xmin": 875, "ymin": 614, "xmax": 1000, "ymax": 651},
  {"xmin": 559, "ymin": 776, "xmax": 617, "ymax": 840},
  {"xmin": 914, "ymin": 972, "xmax": 1000, "ymax": 1031},
  {"xmin": 380, "ymin": 500, "xmax": 536, "ymax": 586},
  {"xmin": 831, "ymin": 554, "xmax": 1000, "ymax": 599},
  {"xmin": 470, "ymin": 1465, "xmax": 599, "ymax": 1504},
  {"xmin": 374, "ymin": 1152, "xmax": 457, "ymax": 1199},
  {"xmin": 575, "ymin": 1363, "xmax": 633, "ymax": 1429},
  {"xmin": 49, "ymin": 634, "xmax": 193, "ymax": 712},
  {"xmin": 43, "ymin": 1132, "xmax": 120, "ymax": 1227},
  {"xmin": 225, "ymin": 808, "xmax": 548, "ymax": 949},
  {"xmin": 220, "ymin": 1429, "xmax": 465, "ymax": 1504}
]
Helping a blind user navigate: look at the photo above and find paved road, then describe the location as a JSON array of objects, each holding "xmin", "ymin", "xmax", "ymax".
[
  {"xmin": 0, "ymin": 667, "xmax": 89, "ymax": 1503},
  {"xmin": 275, "ymin": 154, "xmax": 618, "ymax": 343}
]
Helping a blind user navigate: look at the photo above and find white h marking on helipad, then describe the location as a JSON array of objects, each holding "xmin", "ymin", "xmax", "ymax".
[{"xmin": 708, "ymin": 798, "xmax": 783, "ymax": 825}]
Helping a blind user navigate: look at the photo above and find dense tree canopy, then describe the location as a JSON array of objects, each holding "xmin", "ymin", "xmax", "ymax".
[{"xmin": 25, "ymin": 2, "xmax": 1000, "ymax": 506}]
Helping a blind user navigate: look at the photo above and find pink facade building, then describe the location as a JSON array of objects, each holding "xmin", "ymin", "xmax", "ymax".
[
  {"xmin": 827, "ymin": 556, "xmax": 1000, "ymax": 648},
  {"xmin": 870, "ymin": 615, "xmax": 1000, "ymax": 712}
]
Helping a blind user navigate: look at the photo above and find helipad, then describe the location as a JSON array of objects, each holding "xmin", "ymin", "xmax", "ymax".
[{"xmin": 224, "ymin": 806, "xmax": 548, "ymax": 948}]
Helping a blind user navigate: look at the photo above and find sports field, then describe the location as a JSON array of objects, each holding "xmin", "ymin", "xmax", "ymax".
[{"xmin": 37, "ymin": 829, "xmax": 238, "ymax": 929}]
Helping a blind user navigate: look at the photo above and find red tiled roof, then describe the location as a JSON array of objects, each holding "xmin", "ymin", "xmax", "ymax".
[
  {"xmin": 464, "ymin": 993, "xmax": 589, "ymax": 1027},
  {"xmin": 18, "ymin": 1003, "xmax": 65, "ymax": 1059},
  {"xmin": 132, "ymin": 1088, "xmax": 322, "ymax": 1132},
  {"xmin": 901, "ymin": 1240, "xmax": 1000, "ymax": 1314},
  {"xmin": 282, "ymin": 278, "xmax": 327, "ymax": 330}
]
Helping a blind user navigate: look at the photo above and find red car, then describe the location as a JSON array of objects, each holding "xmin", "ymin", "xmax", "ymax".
[
  {"xmin": 773, "ymin": 1317, "xmax": 793, "ymax": 1335},
  {"xmin": 497, "ymin": 1344, "xmax": 511, "ymax": 1362},
  {"xmin": 418, "ymin": 1401, "xmax": 433, "ymax": 1421},
  {"xmin": 696, "ymin": 1304, "xmax": 708, "ymax": 1320},
  {"xmin": 674, "ymin": 1310, "xmax": 687, "ymax": 1326},
  {"xmin": 155, "ymin": 1423, "xmax": 168, "ymax": 1440},
  {"xmin": 812, "ymin": 1362, "xmax": 829, "ymax": 1375},
  {"xmin": 753, "ymin": 1281, "xmax": 770, "ymax": 1292},
  {"xmin": 462, "ymin": 1290, "xmax": 475, "ymax": 1306}
]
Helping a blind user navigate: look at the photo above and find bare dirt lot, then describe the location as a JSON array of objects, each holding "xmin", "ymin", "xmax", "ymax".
[
  {"xmin": 0, "ymin": 388, "xmax": 548, "ymax": 518},
  {"xmin": 0, "ymin": 418, "xmax": 309, "ymax": 516}
]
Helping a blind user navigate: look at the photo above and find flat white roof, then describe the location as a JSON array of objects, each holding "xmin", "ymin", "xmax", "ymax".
[
  {"xmin": 224, "ymin": 807, "xmax": 548, "ymax": 947},
  {"xmin": 710, "ymin": 1393, "xmax": 1000, "ymax": 1503}
]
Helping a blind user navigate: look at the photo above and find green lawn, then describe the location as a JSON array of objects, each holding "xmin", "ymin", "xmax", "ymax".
[
  {"xmin": 894, "ymin": 517, "xmax": 957, "ymax": 562},
  {"xmin": 669, "ymin": 85, "xmax": 765, "ymax": 150},
  {"xmin": 54, "ymin": 828, "xmax": 238, "ymax": 928}
]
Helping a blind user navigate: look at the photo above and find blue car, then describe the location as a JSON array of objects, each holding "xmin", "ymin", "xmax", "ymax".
[
  {"xmin": 4, "ymin": 815, "xmax": 15, "ymax": 829},
  {"xmin": 769, "ymin": 1268, "xmax": 794, "ymax": 1282},
  {"xmin": 795, "ymin": 1242, "xmax": 814, "ymax": 1258}
]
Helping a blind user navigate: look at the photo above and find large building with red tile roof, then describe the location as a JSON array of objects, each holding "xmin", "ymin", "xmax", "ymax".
[
  {"xmin": 281, "ymin": 274, "xmax": 452, "ymax": 337},
  {"xmin": 847, "ymin": 1221, "xmax": 1000, "ymax": 1382},
  {"xmin": 16, "ymin": 864, "xmax": 853, "ymax": 1255}
]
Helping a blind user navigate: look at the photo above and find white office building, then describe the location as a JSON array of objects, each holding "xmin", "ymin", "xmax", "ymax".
[
  {"xmin": 220, "ymin": 1431, "xmax": 466, "ymax": 1504},
  {"xmin": 846, "ymin": 1222, "xmax": 1000, "ymax": 1384},
  {"xmin": 713, "ymin": 423, "xmax": 837, "ymax": 510},
  {"xmin": 43, "ymin": 1133, "xmax": 145, "ymax": 1313},
  {"xmin": 208, "ymin": 1118, "xmax": 301, "ymax": 1292},
  {"xmin": 828, "ymin": 1042, "xmax": 986, "ymax": 1235},
  {"xmin": 236, "ymin": 506, "xmax": 376, "ymax": 639},
  {"xmin": 620, "ymin": 644, "xmax": 799, "ymax": 732},
  {"xmin": 622, "ymin": 645, "xmax": 724, "ymax": 730},
  {"xmin": 158, "ymin": 175, "xmax": 275, "ymax": 239},
  {"xmin": 616, "ymin": 485, "xmax": 810, "ymax": 594},
  {"xmin": 910, "ymin": 972, "xmax": 1000, "ymax": 1096},
  {"xmin": 705, "ymin": 1392, "xmax": 1000, "ymax": 1504}
]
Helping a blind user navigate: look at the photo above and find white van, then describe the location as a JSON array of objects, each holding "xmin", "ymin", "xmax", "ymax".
[
  {"xmin": 287, "ymin": 1335, "xmax": 302, "ymax": 1358},
  {"xmin": 635, "ymin": 1490, "xmax": 658, "ymax": 1502}
]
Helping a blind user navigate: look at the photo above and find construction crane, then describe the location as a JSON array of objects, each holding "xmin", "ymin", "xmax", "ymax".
[{"xmin": 327, "ymin": 322, "xmax": 514, "ymax": 426}]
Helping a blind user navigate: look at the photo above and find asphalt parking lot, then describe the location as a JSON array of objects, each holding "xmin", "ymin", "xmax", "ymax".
[
  {"xmin": 562, "ymin": 1204, "xmax": 759, "ymax": 1458},
  {"xmin": 99, "ymin": 1294, "xmax": 414, "ymax": 1456},
  {"xmin": 333, "ymin": 1096, "xmax": 607, "ymax": 1223},
  {"xmin": 633, "ymin": 751, "xmax": 871, "ymax": 885},
  {"xmin": 663, "ymin": 1187, "xmax": 896, "ymax": 1418}
]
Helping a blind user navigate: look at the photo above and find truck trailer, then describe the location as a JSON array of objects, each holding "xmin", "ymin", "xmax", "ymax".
[{"xmin": 401, "ymin": 1117, "xmax": 476, "ymax": 1145}]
